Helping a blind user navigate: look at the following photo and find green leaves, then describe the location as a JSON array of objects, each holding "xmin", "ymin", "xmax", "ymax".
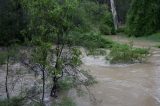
[
  {"xmin": 0, "ymin": 51, "xmax": 7, "ymax": 65},
  {"xmin": 0, "ymin": 0, "xmax": 25, "ymax": 46},
  {"xmin": 109, "ymin": 44, "xmax": 149, "ymax": 64},
  {"xmin": 126, "ymin": 0, "xmax": 160, "ymax": 36},
  {"xmin": 71, "ymin": 48, "xmax": 82, "ymax": 66},
  {"xmin": 32, "ymin": 42, "xmax": 51, "ymax": 66},
  {"xmin": 0, "ymin": 45, "xmax": 20, "ymax": 65}
]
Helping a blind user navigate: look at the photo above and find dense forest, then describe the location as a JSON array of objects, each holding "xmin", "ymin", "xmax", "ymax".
[
  {"xmin": 0, "ymin": 0, "xmax": 115, "ymax": 46},
  {"xmin": 0, "ymin": 0, "xmax": 160, "ymax": 106},
  {"xmin": 127, "ymin": 0, "xmax": 160, "ymax": 36}
]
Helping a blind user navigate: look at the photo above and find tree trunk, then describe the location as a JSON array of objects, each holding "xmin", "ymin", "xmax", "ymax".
[
  {"xmin": 5, "ymin": 52, "xmax": 10, "ymax": 100},
  {"xmin": 42, "ymin": 67, "xmax": 45, "ymax": 104},
  {"xmin": 50, "ymin": 77, "xmax": 58, "ymax": 98}
]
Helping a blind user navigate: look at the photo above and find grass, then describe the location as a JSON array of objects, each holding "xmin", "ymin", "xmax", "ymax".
[
  {"xmin": 109, "ymin": 44, "xmax": 149, "ymax": 64},
  {"xmin": 138, "ymin": 32, "xmax": 160, "ymax": 42}
]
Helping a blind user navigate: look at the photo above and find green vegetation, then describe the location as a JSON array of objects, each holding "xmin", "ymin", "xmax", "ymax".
[
  {"xmin": 0, "ymin": 0, "xmax": 115, "ymax": 47},
  {"xmin": 0, "ymin": 97, "xmax": 24, "ymax": 106},
  {"xmin": 126, "ymin": 0, "xmax": 160, "ymax": 37},
  {"xmin": 58, "ymin": 77, "xmax": 74, "ymax": 91},
  {"xmin": 70, "ymin": 31, "xmax": 114, "ymax": 49},
  {"xmin": 78, "ymin": 0, "xmax": 115, "ymax": 34},
  {"xmin": 116, "ymin": 26, "xmax": 126, "ymax": 34},
  {"xmin": 0, "ymin": 0, "xmax": 25, "ymax": 46},
  {"xmin": 144, "ymin": 33, "xmax": 160, "ymax": 42},
  {"xmin": 0, "ymin": 0, "xmax": 158, "ymax": 105},
  {"xmin": 109, "ymin": 44, "xmax": 149, "ymax": 64}
]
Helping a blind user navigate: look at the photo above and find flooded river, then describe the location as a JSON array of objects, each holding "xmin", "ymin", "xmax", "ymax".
[
  {"xmin": 71, "ymin": 36, "xmax": 160, "ymax": 106},
  {"xmin": 0, "ymin": 36, "xmax": 160, "ymax": 106}
]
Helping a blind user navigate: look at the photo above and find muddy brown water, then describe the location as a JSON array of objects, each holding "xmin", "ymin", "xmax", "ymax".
[
  {"xmin": 70, "ymin": 36, "xmax": 160, "ymax": 106},
  {"xmin": 0, "ymin": 36, "xmax": 160, "ymax": 106}
]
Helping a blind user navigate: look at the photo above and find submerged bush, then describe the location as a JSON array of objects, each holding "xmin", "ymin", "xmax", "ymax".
[
  {"xmin": 109, "ymin": 44, "xmax": 149, "ymax": 64},
  {"xmin": 58, "ymin": 77, "xmax": 74, "ymax": 91}
]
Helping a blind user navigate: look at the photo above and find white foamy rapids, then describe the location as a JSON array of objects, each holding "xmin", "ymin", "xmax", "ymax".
[{"xmin": 82, "ymin": 55, "xmax": 110, "ymax": 67}]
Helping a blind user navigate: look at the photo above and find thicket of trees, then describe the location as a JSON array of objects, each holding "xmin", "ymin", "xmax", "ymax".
[
  {"xmin": 0, "ymin": 0, "xmax": 114, "ymax": 105},
  {"xmin": 0, "ymin": 0, "xmax": 26, "ymax": 46},
  {"xmin": 0, "ymin": 0, "xmax": 115, "ymax": 46},
  {"xmin": 126, "ymin": 0, "xmax": 160, "ymax": 36}
]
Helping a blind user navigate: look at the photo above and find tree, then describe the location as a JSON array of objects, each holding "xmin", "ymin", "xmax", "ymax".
[
  {"xmin": 22, "ymin": 0, "xmax": 93, "ymax": 99},
  {"xmin": 0, "ymin": 45, "xmax": 19, "ymax": 101},
  {"xmin": 0, "ymin": 0, "xmax": 26, "ymax": 45},
  {"xmin": 22, "ymin": 0, "xmax": 80, "ymax": 99},
  {"xmin": 126, "ymin": 0, "xmax": 160, "ymax": 36},
  {"xmin": 31, "ymin": 43, "xmax": 51, "ymax": 103}
]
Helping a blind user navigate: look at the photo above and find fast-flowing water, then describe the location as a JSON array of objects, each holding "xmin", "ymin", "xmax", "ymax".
[
  {"xmin": 110, "ymin": 0, "xmax": 118, "ymax": 30},
  {"xmin": 0, "ymin": 36, "xmax": 160, "ymax": 106},
  {"xmin": 69, "ymin": 36, "xmax": 160, "ymax": 106}
]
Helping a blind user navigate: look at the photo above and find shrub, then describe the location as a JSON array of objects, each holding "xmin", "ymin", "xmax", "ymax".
[
  {"xmin": 58, "ymin": 77, "xmax": 73, "ymax": 91},
  {"xmin": 100, "ymin": 11, "xmax": 115, "ymax": 35},
  {"xmin": 100, "ymin": 24, "xmax": 112, "ymax": 35},
  {"xmin": 69, "ymin": 31, "xmax": 114, "ymax": 49},
  {"xmin": 109, "ymin": 44, "xmax": 149, "ymax": 64}
]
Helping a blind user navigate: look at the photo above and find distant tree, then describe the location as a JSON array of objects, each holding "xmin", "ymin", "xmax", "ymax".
[
  {"xmin": 0, "ymin": 0, "xmax": 26, "ymax": 45},
  {"xmin": 126, "ymin": 0, "xmax": 160, "ymax": 36}
]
